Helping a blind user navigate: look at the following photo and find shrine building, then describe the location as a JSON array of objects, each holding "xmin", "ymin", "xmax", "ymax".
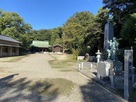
[{"xmin": 0, "ymin": 35, "xmax": 20, "ymax": 57}]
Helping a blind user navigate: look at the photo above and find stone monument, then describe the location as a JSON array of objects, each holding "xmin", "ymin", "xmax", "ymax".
[
  {"xmin": 97, "ymin": 19, "xmax": 123, "ymax": 89},
  {"xmin": 109, "ymin": 60, "xmax": 123, "ymax": 87},
  {"xmin": 104, "ymin": 20, "xmax": 114, "ymax": 50},
  {"xmin": 124, "ymin": 50, "xmax": 133, "ymax": 101},
  {"xmin": 97, "ymin": 61, "xmax": 111, "ymax": 79},
  {"xmin": 98, "ymin": 21, "xmax": 123, "ymax": 87}
]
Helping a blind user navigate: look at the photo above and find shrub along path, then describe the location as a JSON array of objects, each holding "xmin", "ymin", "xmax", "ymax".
[{"xmin": 0, "ymin": 53, "xmax": 127, "ymax": 102}]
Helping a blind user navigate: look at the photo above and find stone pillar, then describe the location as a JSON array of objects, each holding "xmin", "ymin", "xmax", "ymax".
[
  {"xmin": 124, "ymin": 50, "xmax": 133, "ymax": 101},
  {"xmin": 104, "ymin": 20, "xmax": 114, "ymax": 50},
  {"xmin": 16, "ymin": 47, "xmax": 19, "ymax": 56},
  {"xmin": 109, "ymin": 61, "xmax": 115, "ymax": 87},
  {"xmin": 8, "ymin": 46, "xmax": 12, "ymax": 56},
  {"xmin": 0, "ymin": 46, "xmax": 2, "ymax": 57}
]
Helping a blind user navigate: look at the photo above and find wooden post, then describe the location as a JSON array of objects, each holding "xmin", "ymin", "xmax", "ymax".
[
  {"xmin": 8, "ymin": 46, "xmax": 12, "ymax": 56},
  {"xmin": 0, "ymin": 46, "xmax": 2, "ymax": 57},
  {"xmin": 16, "ymin": 47, "xmax": 19, "ymax": 56}
]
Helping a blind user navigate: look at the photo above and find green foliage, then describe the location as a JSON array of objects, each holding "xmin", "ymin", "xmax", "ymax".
[
  {"xmin": 72, "ymin": 49, "xmax": 79, "ymax": 60},
  {"xmin": 0, "ymin": 9, "xmax": 105, "ymax": 56},
  {"xmin": 72, "ymin": 11, "xmax": 94, "ymax": 27},
  {"xmin": 84, "ymin": 22, "xmax": 101, "ymax": 49},
  {"xmin": 120, "ymin": 13, "xmax": 136, "ymax": 67},
  {"xmin": 103, "ymin": 0, "xmax": 136, "ymax": 38},
  {"xmin": 50, "ymin": 27, "xmax": 63, "ymax": 45},
  {"xmin": 95, "ymin": 8, "xmax": 109, "ymax": 34},
  {"xmin": 63, "ymin": 21, "xmax": 84, "ymax": 52},
  {"xmin": 0, "ymin": 9, "xmax": 109, "ymax": 56},
  {"xmin": 49, "ymin": 60, "xmax": 74, "ymax": 69},
  {"xmin": 29, "ymin": 29, "xmax": 51, "ymax": 41},
  {"xmin": 0, "ymin": 10, "xmax": 32, "ymax": 53},
  {"xmin": 62, "ymin": 11, "xmax": 102, "ymax": 55},
  {"xmin": 0, "ymin": 11, "xmax": 32, "ymax": 36},
  {"xmin": 80, "ymin": 45, "xmax": 90, "ymax": 56},
  {"xmin": 121, "ymin": 13, "xmax": 136, "ymax": 46},
  {"xmin": 103, "ymin": 0, "xmax": 136, "ymax": 22},
  {"xmin": 28, "ymin": 27, "xmax": 63, "ymax": 46}
]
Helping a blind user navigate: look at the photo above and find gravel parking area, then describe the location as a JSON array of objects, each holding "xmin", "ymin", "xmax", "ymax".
[{"xmin": 0, "ymin": 53, "xmax": 127, "ymax": 102}]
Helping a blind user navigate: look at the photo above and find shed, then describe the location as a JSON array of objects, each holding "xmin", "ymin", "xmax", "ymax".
[
  {"xmin": 52, "ymin": 44, "xmax": 63, "ymax": 52},
  {"xmin": 0, "ymin": 34, "xmax": 20, "ymax": 57}
]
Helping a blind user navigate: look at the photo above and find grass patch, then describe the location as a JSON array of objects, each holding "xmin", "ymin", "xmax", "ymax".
[
  {"xmin": 0, "ymin": 55, "xmax": 27, "ymax": 62},
  {"xmin": 49, "ymin": 53, "xmax": 76, "ymax": 61},
  {"xmin": 48, "ymin": 54, "xmax": 76, "ymax": 70},
  {"xmin": 29, "ymin": 78, "xmax": 75, "ymax": 96},
  {"xmin": 49, "ymin": 60, "xmax": 74, "ymax": 68}
]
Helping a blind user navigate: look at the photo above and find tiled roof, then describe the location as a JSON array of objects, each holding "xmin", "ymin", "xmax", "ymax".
[
  {"xmin": 53, "ymin": 44, "xmax": 62, "ymax": 47},
  {"xmin": 0, "ymin": 35, "xmax": 20, "ymax": 43},
  {"xmin": 31, "ymin": 40, "xmax": 51, "ymax": 48}
]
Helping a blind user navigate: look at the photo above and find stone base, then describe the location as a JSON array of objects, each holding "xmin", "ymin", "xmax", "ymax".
[
  {"xmin": 97, "ymin": 61, "xmax": 111, "ymax": 79},
  {"xmin": 97, "ymin": 60, "xmax": 123, "ymax": 88}
]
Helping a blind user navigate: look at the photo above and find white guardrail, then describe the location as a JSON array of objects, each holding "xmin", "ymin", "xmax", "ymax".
[{"xmin": 78, "ymin": 62, "xmax": 93, "ymax": 70}]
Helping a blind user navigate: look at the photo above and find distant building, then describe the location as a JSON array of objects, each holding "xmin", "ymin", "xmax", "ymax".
[
  {"xmin": 31, "ymin": 40, "xmax": 51, "ymax": 52},
  {"xmin": 52, "ymin": 44, "xmax": 63, "ymax": 53},
  {"xmin": 0, "ymin": 35, "xmax": 20, "ymax": 57}
]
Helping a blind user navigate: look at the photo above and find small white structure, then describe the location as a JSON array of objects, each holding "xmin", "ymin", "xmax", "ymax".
[
  {"xmin": 77, "ymin": 56, "xmax": 84, "ymax": 60},
  {"xmin": 97, "ymin": 61, "xmax": 111, "ymax": 79},
  {"xmin": 78, "ymin": 62, "xmax": 93, "ymax": 70}
]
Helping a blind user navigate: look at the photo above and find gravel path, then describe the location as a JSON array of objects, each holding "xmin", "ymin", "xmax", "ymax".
[{"xmin": 0, "ymin": 53, "xmax": 127, "ymax": 102}]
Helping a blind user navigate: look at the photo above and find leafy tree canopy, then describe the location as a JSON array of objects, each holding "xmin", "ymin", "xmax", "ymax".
[
  {"xmin": 103, "ymin": 0, "xmax": 136, "ymax": 23},
  {"xmin": 121, "ymin": 13, "xmax": 136, "ymax": 46},
  {"xmin": 50, "ymin": 27, "xmax": 62, "ymax": 45},
  {"xmin": 29, "ymin": 29, "xmax": 51, "ymax": 41},
  {"xmin": 62, "ymin": 11, "xmax": 102, "ymax": 55},
  {"xmin": 0, "ymin": 9, "xmax": 32, "ymax": 52}
]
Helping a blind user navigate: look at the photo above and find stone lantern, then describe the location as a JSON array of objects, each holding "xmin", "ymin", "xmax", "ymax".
[{"xmin": 96, "ymin": 50, "xmax": 102, "ymax": 63}]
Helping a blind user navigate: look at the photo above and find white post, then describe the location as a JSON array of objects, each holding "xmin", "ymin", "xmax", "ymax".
[
  {"xmin": 96, "ymin": 50, "xmax": 101, "ymax": 63},
  {"xmin": 78, "ymin": 63, "xmax": 81, "ymax": 70},
  {"xmin": 81, "ymin": 62, "xmax": 83, "ymax": 70},
  {"xmin": 90, "ymin": 63, "xmax": 93, "ymax": 70}
]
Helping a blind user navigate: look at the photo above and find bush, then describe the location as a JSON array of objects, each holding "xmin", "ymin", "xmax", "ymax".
[{"xmin": 72, "ymin": 49, "xmax": 79, "ymax": 60}]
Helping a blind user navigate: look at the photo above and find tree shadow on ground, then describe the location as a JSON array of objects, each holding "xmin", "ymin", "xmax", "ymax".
[
  {"xmin": 80, "ymin": 80, "xmax": 127, "ymax": 102},
  {"xmin": 0, "ymin": 74, "xmax": 58, "ymax": 102}
]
